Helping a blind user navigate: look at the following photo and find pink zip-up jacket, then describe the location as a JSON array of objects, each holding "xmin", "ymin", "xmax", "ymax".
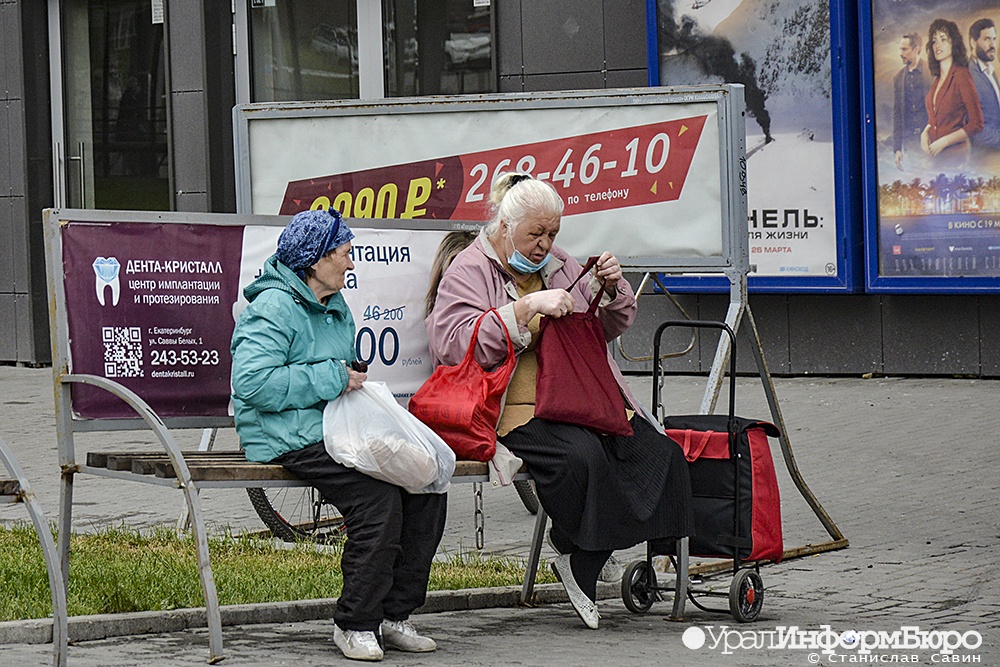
[{"xmin": 425, "ymin": 228, "xmax": 656, "ymax": 426}]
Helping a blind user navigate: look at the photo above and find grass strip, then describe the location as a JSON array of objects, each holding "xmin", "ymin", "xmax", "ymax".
[{"xmin": 0, "ymin": 523, "xmax": 555, "ymax": 621}]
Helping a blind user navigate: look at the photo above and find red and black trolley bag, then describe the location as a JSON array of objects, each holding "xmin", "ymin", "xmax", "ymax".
[{"xmin": 663, "ymin": 414, "xmax": 783, "ymax": 563}]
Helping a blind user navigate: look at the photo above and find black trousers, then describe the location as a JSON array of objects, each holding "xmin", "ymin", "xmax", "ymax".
[
  {"xmin": 503, "ymin": 416, "xmax": 693, "ymax": 553},
  {"xmin": 274, "ymin": 442, "xmax": 448, "ymax": 632}
]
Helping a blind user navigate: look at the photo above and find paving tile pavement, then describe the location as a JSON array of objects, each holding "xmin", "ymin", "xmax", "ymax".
[{"xmin": 1, "ymin": 365, "xmax": 999, "ymax": 665}]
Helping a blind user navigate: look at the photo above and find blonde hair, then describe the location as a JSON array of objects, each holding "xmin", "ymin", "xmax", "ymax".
[
  {"xmin": 424, "ymin": 231, "xmax": 477, "ymax": 316},
  {"xmin": 485, "ymin": 172, "xmax": 564, "ymax": 236}
]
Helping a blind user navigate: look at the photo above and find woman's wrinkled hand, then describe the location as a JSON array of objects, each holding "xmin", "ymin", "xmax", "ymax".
[
  {"xmin": 531, "ymin": 288, "xmax": 576, "ymax": 318},
  {"xmin": 343, "ymin": 367, "xmax": 367, "ymax": 393},
  {"xmin": 594, "ymin": 251, "xmax": 622, "ymax": 294}
]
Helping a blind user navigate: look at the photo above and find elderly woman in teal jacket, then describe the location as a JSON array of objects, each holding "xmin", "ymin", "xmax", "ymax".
[{"xmin": 231, "ymin": 208, "xmax": 446, "ymax": 663}]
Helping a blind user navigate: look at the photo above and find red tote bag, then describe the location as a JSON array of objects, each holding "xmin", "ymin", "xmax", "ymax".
[
  {"xmin": 534, "ymin": 258, "xmax": 633, "ymax": 437},
  {"xmin": 408, "ymin": 309, "xmax": 516, "ymax": 461}
]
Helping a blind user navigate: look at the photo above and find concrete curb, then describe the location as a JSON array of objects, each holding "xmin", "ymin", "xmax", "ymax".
[{"xmin": 0, "ymin": 581, "xmax": 623, "ymax": 646}]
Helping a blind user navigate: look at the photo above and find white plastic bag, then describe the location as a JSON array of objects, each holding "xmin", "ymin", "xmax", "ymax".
[{"xmin": 323, "ymin": 381, "xmax": 455, "ymax": 494}]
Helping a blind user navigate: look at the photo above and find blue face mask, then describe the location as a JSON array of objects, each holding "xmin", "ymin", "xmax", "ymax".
[{"xmin": 506, "ymin": 227, "xmax": 552, "ymax": 274}]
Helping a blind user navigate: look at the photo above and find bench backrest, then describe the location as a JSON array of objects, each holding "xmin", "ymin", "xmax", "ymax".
[{"xmin": 45, "ymin": 209, "xmax": 473, "ymax": 430}]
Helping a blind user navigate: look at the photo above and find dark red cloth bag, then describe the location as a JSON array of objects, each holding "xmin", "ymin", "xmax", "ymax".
[
  {"xmin": 534, "ymin": 258, "xmax": 633, "ymax": 437},
  {"xmin": 408, "ymin": 309, "xmax": 516, "ymax": 461}
]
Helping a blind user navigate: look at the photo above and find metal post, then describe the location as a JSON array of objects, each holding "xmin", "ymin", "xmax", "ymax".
[
  {"xmin": 670, "ymin": 537, "xmax": 689, "ymax": 620},
  {"xmin": 520, "ymin": 508, "xmax": 548, "ymax": 604},
  {"xmin": 0, "ymin": 437, "xmax": 68, "ymax": 667},
  {"xmin": 742, "ymin": 306, "xmax": 846, "ymax": 543}
]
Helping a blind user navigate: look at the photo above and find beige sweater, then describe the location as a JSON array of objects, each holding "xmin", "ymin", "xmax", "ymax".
[{"xmin": 497, "ymin": 275, "xmax": 543, "ymax": 437}]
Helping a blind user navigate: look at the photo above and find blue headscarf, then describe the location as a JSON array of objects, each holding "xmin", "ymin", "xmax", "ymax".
[{"xmin": 275, "ymin": 208, "xmax": 354, "ymax": 274}]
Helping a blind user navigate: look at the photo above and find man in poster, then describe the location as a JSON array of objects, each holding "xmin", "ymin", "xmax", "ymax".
[
  {"xmin": 894, "ymin": 33, "xmax": 930, "ymax": 170},
  {"xmin": 969, "ymin": 18, "xmax": 1000, "ymax": 149}
]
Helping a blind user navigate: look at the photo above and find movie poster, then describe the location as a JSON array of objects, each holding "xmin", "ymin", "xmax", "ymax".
[
  {"xmin": 657, "ymin": 0, "xmax": 839, "ymax": 279},
  {"xmin": 869, "ymin": 0, "xmax": 1000, "ymax": 278}
]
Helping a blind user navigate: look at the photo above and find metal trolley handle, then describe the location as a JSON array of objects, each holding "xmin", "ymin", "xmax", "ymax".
[{"xmin": 653, "ymin": 320, "xmax": 738, "ymax": 453}]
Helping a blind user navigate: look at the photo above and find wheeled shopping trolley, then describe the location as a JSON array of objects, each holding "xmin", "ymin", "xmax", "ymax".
[{"xmin": 621, "ymin": 320, "xmax": 783, "ymax": 622}]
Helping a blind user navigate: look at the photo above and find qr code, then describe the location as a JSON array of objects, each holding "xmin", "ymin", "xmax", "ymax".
[{"xmin": 102, "ymin": 327, "xmax": 143, "ymax": 378}]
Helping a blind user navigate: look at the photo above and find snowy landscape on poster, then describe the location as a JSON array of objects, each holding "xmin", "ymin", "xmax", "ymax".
[{"xmin": 657, "ymin": 0, "xmax": 839, "ymax": 277}]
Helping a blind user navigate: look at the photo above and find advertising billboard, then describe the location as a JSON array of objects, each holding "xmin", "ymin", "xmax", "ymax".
[
  {"xmin": 235, "ymin": 87, "xmax": 750, "ymax": 275},
  {"xmin": 48, "ymin": 210, "xmax": 455, "ymax": 419}
]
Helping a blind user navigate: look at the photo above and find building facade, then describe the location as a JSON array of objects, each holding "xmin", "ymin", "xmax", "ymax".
[{"xmin": 2, "ymin": 0, "xmax": 999, "ymax": 375}]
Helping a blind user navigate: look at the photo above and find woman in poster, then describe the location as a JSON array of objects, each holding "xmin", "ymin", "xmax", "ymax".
[{"xmin": 921, "ymin": 17, "xmax": 984, "ymax": 167}]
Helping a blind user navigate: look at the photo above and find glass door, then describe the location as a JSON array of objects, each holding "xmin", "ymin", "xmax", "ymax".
[{"xmin": 58, "ymin": 0, "xmax": 170, "ymax": 210}]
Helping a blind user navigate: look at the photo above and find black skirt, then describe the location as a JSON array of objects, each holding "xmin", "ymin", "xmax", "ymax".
[{"xmin": 503, "ymin": 415, "xmax": 693, "ymax": 552}]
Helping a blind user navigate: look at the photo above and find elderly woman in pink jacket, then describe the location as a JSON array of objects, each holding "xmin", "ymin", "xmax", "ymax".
[{"xmin": 425, "ymin": 172, "xmax": 692, "ymax": 629}]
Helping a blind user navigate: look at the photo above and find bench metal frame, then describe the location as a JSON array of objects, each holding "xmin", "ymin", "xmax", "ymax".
[{"xmin": 0, "ymin": 435, "xmax": 68, "ymax": 667}]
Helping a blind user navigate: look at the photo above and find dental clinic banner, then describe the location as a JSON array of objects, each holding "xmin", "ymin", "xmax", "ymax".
[
  {"xmin": 60, "ymin": 218, "xmax": 449, "ymax": 419},
  {"xmin": 862, "ymin": 0, "xmax": 1000, "ymax": 291}
]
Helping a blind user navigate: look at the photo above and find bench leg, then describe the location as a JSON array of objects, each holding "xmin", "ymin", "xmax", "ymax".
[
  {"xmin": 57, "ymin": 375, "xmax": 226, "ymax": 662},
  {"xmin": 0, "ymin": 439, "xmax": 68, "ymax": 667},
  {"xmin": 520, "ymin": 507, "xmax": 548, "ymax": 604},
  {"xmin": 182, "ymin": 484, "xmax": 225, "ymax": 663},
  {"xmin": 28, "ymin": 490, "xmax": 69, "ymax": 667},
  {"xmin": 57, "ymin": 467, "xmax": 74, "ymax": 629},
  {"xmin": 670, "ymin": 536, "xmax": 688, "ymax": 620},
  {"xmin": 177, "ymin": 429, "xmax": 218, "ymax": 533}
]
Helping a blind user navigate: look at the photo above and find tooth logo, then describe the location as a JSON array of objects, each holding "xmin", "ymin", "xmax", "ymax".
[{"xmin": 93, "ymin": 257, "xmax": 121, "ymax": 306}]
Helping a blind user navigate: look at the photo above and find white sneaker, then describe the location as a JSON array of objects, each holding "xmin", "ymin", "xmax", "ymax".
[
  {"xmin": 380, "ymin": 619, "xmax": 437, "ymax": 652},
  {"xmin": 334, "ymin": 625, "xmax": 384, "ymax": 661},
  {"xmin": 599, "ymin": 554, "xmax": 626, "ymax": 583},
  {"xmin": 551, "ymin": 554, "xmax": 600, "ymax": 629}
]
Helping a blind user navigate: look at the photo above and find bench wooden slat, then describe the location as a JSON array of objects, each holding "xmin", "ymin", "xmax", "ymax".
[
  {"xmin": 156, "ymin": 461, "xmax": 300, "ymax": 482},
  {"xmin": 0, "ymin": 479, "xmax": 21, "ymax": 496},
  {"xmin": 87, "ymin": 450, "xmax": 244, "ymax": 469},
  {"xmin": 131, "ymin": 454, "xmax": 245, "ymax": 475},
  {"xmin": 109, "ymin": 452, "xmax": 245, "ymax": 471},
  {"xmin": 454, "ymin": 460, "xmax": 500, "ymax": 477},
  {"xmin": 90, "ymin": 451, "xmax": 522, "ymax": 483}
]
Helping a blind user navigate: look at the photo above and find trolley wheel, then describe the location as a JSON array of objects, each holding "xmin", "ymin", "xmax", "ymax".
[
  {"xmin": 513, "ymin": 479, "xmax": 539, "ymax": 515},
  {"xmin": 621, "ymin": 559, "xmax": 657, "ymax": 614},
  {"xmin": 247, "ymin": 487, "xmax": 346, "ymax": 543},
  {"xmin": 729, "ymin": 568, "xmax": 764, "ymax": 622}
]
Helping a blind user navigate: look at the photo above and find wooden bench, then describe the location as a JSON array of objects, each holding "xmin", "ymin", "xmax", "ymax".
[
  {"xmin": 0, "ymin": 435, "xmax": 68, "ymax": 667},
  {"xmin": 55, "ymin": 370, "xmax": 546, "ymax": 665},
  {"xmin": 43, "ymin": 211, "xmax": 554, "ymax": 663}
]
